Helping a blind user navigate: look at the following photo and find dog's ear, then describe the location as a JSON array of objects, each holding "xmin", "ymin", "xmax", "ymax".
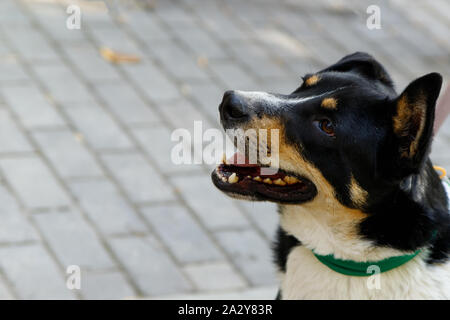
[
  {"xmin": 388, "ymin": 73, "xmax": 442, "ymax": 177},
  {"xmin": 321, "ymin": 52, "xmax": 393, "ymax": 86}
]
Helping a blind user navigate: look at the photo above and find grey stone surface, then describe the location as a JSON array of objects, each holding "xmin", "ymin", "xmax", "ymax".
[
  {"xmin": 62, "ymin": 44, "xmax": 121, "ymax": 82},
  {"xmin": 215, "ymin": 229, "xmax": 277, "ymax": 286},
  {"xmin": 68, "ymin": 179, "xmax": 146, "ymax": 235},
  {"xmin": 131, "ymin": 125, "xmax": 203, "ymax": 174},
  {"xmin": 183, "ymin": 262, "xmax": 246, "ymax": 291},
  {"xmin": 101, "ymin": 152, "xmax": 175, "ymax": 203},
  {"xmin": 109, "ymin": 235, "xmax": 192, "ymax": 296},
  {"xmin": 0, "ymin": 184, "xmax": 39, "ymax": 243},
  {"xmin": 94, "ymin": 81, "xmax": 161, "ymax": 126},
  {"xmin": 32, "ymin": 129, "xmax": 103, "ymax": 178},
  {"xmin": 0, "ymin": 0, "xmax": 446, "ymax": 300},
  {"xmin": 0, "ymin": 156, "xmax": 70, "ymax": 209},
  {"xmin": 81, "ymin": 271, "xmax": 136, "ymax": 300},
  {"xmin": 63, "ymin": 103, "xmax": 133, "ymax": 150},
  {"xmin": 32, "ymin": 63, "xmax": 95, "ymax": 104},
  {"xmin": 0, "ymin": 244, "xmax": 74, "ymax": 299},
  {"xmin": 141, "ymin": 204, "xmax": 223, "ymax": 263},
  {"xmin": 0, "ymin": 108, "xmax": 34, "ymax": 153},
  {"xmin": 34, "ymin": 209, "xmax": 115, "ymax": 271},
  {"xmin": 1, "ymin": 83, "xmax": 66, "ymax": 129},
  {"xmin": 171, "ymin": 174, "xmax": 250, "ymax": 230}
]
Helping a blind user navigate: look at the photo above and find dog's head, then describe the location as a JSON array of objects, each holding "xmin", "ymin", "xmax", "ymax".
[{"xmin": 212, "ymin": 52, "xmax": 442, "ymax": 211}]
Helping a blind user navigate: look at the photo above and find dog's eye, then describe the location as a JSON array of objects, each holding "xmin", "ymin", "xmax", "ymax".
[{"xmin": 315, "ymin": 119, "xmax": 335, "ymax": 137}]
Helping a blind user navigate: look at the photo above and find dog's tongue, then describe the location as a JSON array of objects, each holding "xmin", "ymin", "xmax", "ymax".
[{"xmin": 226, "ymin": 152, "xmax": 259, "ymax": 167}]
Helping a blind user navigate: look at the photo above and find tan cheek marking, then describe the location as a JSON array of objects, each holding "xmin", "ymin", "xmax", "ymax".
[
  {"xmin": 321, "ymin": 97, "xmax": 337, "ymax": 110},
  {"xmin": 348, "ymin": 175, "xmax": 368, "ymax": 208},
  {"xmin": 243, "ymin": 116, "xmax": 367, "ymax": 220},
  {"xmin": 305, "ymin": 75, "xmax": 320, "ymax": 86}
]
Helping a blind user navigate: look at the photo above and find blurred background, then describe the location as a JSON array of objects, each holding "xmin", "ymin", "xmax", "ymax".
[{"xmin": 0, "ymin": 0, "xmax": 448, "ymax": 299}]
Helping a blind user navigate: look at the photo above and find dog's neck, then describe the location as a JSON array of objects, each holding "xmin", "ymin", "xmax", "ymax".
[{"xmin": 278, "ymin": 159, "xmax": 449, "ymax": 262}]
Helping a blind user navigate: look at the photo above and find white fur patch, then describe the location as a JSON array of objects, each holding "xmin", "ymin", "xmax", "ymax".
[{"xmin": 281, "ymin": 246, "xmax": 450, "ymax": 299}]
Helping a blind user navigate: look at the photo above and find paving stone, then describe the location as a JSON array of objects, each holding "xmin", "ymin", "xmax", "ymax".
[
  {"xmin": 62, "ymin": 44, "xmax": 121, "ymax": 82},
  {"xmin": 34, "ymin": 209, "xmax": 115, "ymax": 271},
  {"xmin": 155, "ymin": 98, "xmax": 217, "ymax": 132},
  {"xmin": 33, "ymin": 63, "xmax": 95, "ymax": 104},
  {"xmin": 215, "ymin": 229, "xmax": 276, "ymax": 286},
  {"xmin": 109, "ymin": 235, "xmax": 192, "ymax": 296},
  {"xmin": 34, "ymin": 11, "xmax": 87, "ymax": 44},
  {"xmin": 131, "ymin": 125, "xmax": 203, "ymax": 174},
  {"xmin": 239, "ymin": 201, "xmax": 279, "ymax": 240},
  {"xmin": 184, "ymin": 81, "xmax": 223, "ymax": 121},
  {"xmin": 0, "ymin": 184, "xmax": 39, "ymax": 243},
  {"xmin": 0, "ymin": 1, "xmax": 30, "ymax": 27},
  {"xmin": 1, "ymin": 83, "xmax": 66, "ymax": 129},
  {"xmin": 32, "ymin": 129, "xmax": 103, "ymax": 178},
  {"xmin": 94, "ymin": 81, "xmax": 160, "ymax": 126},
  {"xmin": 171, "ymin": 174, "xmax": 249, "ymax": 230},
  {"xmin": 124, "ymin": 10, "xmax": 170, "ymax": 43},
  {"xmin": 0, "ymin": 58, "xmax": 29, "ymax": 82},
  {"xmin": 183, "ymin": 261, "xmax": 246, "ymax": 291},
  {"xmin": 0, "ymin": 244, "xmax": 75, "ymax": 299},
  {"xmin": 2, "ymin": 0, "xmax": 449, "ymax": 300},
  {"xmin": 0, "ymin": 276, "xmax": 14, "ymax": 299},
  {"xmin": 141, "ymin": 204, "xmax": 223, "ymax": 263},
  {"xmin": 121, "ymin": 59, "xmax": 181, "ymax": 102},
  {"xmin": 63, "ymin": 103, "xmax": 133, "ymax": 150},
  {"xmin": 148, "ymin": 39, "xmax": 211, "ymax": 81},
  {"xmin": 228, "ymin": 42, "xmax": 287, "ymax": 79},
  {"xmin": 88, "ymin": 24, "xmax": 145, "ymax": 57},
  {"xmin": 0, "ymin": 108, "xmax": 33, "ymax": 153},
  {"xmin": 209, "ymin": 61, "xmax": 258, "ymax": 91},
  {"xmin": 81, "ymin": 271, "xmax": 136, "ymax": 300},
  {"xmin": 68, "ymin": 179, "xmax": 146, "ymax": 235},
  {"xmin": 4, "ymin": 25, "xmax": 59, "ymax": 62},
  {"xmin": 170, "ymin": 22, "xmax": 229, "ymax": 60},
  {"xmin": 101, "ymin": 152, "xmax": 175, "ymax": 203},
  {"xmin": 0, "ymin": 156, "xmax": 70, "ymax": 209},
  {"xmin": 200, "ymin": 12, "xmax": 250, "ymax": 42},
  {"xmin": 156, "ymin": 2, "xmax": 197, "ymax": 25}
]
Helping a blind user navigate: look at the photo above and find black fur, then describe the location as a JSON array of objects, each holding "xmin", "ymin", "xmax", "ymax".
[{"xmin": 217, "ymin": 52, "xmax": 450, "ymax": 272}]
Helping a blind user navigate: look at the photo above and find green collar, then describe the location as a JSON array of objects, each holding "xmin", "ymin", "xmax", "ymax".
[{"xmin": 312, "ymin": 250, "xmax": 421, "ymax": 277}]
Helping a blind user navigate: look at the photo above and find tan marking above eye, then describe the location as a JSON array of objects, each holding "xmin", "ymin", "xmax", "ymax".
[
  {"xmin": 321, "ymin": 97, "xmax": 337, "ymax": 110},
  {"xmin": 305, "ymin": 75, "xmax": 320, "ymax": 86}
]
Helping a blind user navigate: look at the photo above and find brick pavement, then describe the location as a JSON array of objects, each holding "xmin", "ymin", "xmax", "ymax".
[{"xmin": 0, "ymin": 0, "xmax": 448, "ymax": 299}]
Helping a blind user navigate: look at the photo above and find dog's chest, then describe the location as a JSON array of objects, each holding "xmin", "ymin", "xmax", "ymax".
[{"xmin": 281, "ymin": 246, "xmax": 450, "ymax": 299}]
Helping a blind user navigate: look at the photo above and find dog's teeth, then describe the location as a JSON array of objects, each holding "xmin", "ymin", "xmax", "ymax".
[
  {"xmin": 247, "ymin": 175, "xmax": 251, "ymax": 179},
  {"xmin": 274, "ymin": 178, "xmax": 286, "ymax": 186},
  {"xmin": 221, "ymin": 176, "xmax": 227, "ymax": 182},
  {"xmin": 263, "ymin": 178, "xmax": 273, "ymax": 184},
  {"xmin": 253, "ymin": 176, "xmax": 262, "ymax": 182},
  {"xmin": 228, "ymin": 173, "xmax": 239, "ymax": 184},
  {"xmin": 284, "ymin": 176, "xmax": 299, "ymax": 184},
  {"xmin": 221, "ymin": 153, "xmax": 227, "ymax": 164}
]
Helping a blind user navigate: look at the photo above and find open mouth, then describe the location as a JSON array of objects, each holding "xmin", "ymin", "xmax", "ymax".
[{"xmin": 211, "ymin": 153, "xmax": 317, "ymax": 204}]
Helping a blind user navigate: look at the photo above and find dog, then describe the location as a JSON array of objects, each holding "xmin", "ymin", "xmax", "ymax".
[{"xmin": 211, "ymin": 52, "xmax": 450, "ymax": 299}]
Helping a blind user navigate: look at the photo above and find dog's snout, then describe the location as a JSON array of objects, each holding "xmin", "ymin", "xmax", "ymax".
[{"xmin": 220, "ymin": 90, "xmax": 250, "ymax": 123}]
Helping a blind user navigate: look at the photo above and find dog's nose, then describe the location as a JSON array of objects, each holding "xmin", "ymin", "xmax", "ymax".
[{"xmin": 219, "ymin": 90, "xmax": 250, "ymax": 123}]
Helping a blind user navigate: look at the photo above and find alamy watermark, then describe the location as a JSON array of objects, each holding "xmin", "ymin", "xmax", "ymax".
[
  {"xmin": 367, "ymin": 265, "xmax": 381, "ymax": 290},
  {"xmin": 171, "ymin": 121, "xmax": 280, "ymax": 175},
  {"xmin": 367, "ymin": 5, "xmax": 381, "ymax": 30},
  {"xmin": 66, "ymin": 5, "xmax": 81, "ymax": 30},
  {"xmin": 66, "ymin": 265, "xmax": 81, "ymax": 290}
]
